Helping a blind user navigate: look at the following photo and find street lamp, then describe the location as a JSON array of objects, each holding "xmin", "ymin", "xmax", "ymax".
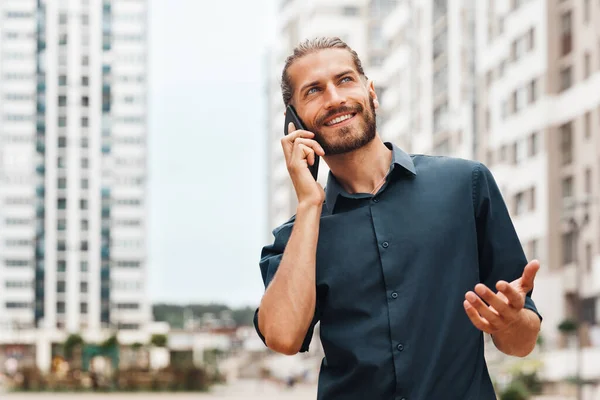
[{"xmin": 562, "ymin": 195, "xmax": 595, "ymax": 400}]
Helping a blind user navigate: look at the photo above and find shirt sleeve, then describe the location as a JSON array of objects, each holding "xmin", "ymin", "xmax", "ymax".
[
  {"xmin": 253, "ymin": 218, "xmax": 320, "ymax": 353},
  {"xmin": 472, "ymin": 162, "xmax": 542, "ymax": 322}
]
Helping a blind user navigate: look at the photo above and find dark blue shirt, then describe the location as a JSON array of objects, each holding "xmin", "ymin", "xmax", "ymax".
[{"xmin": 254, "ymin": 142, "xmax": 542, "ymax": 400}]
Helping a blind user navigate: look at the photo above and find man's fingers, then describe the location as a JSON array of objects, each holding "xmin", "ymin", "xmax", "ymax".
[
  {"xmin": 496, "ymin": 281, "xmax": 524, "ymax": 309},
  {"xmin": 474, "ymin": 284, "xmax": 513, "ymax": 315},
  {"xmin": 521, "ymin": 260, "xmax": 540, "ymax": 293},
  {"xmin": 289, "ymin": 143, "xmax": 315, "ymax": 171},
  {"xmin": 463, "ymin": 300, "xmax": 492, "ymax": 333},
  {"xmin": 293, "ymin": 138, "xmax": 325, "ymax": 157},
  {"xmin": 465, "ymin": 291, "xmax": 503, "ymax": 326}
]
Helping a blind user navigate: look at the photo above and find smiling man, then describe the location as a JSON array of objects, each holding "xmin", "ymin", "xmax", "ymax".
[{"xmin": 253, "ymin": 37, "xmax": 542, "ymax": 400}]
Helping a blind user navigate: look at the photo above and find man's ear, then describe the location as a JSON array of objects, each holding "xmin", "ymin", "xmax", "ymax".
[{"xmin": 368, "ymin": 80, "xmax": 379, "ymax": 109}]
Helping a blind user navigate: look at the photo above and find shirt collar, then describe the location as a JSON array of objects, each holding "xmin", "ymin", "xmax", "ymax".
[{"xmin": 324, "ymin": 142, "xmax": 417, "ymax": 212}]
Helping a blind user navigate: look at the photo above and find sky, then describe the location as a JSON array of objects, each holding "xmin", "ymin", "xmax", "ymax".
[{"xmin": 147, "ymin": 0, "xmax": 277, "ymax": 308}]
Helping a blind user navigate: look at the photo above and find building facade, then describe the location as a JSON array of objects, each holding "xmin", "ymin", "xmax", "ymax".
[
  {"xmin": 0, "ymin": 0, "xmax": 151, "ymax": 371},
  {"xmin": 379, "ymin": 0, "xmax": 476, "ymax": 159},
  {"xmin": 476, "ymin": 0, "xmax": 600, "ymax": 389},
  {"xmin": 265, "ymin": 0, "xmax": 600, "ymax": 393}
]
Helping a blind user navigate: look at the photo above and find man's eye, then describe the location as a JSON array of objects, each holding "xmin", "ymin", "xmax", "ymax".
[
  {"xmin": 307, "ymin": 87, "xmax": 319, "ymax": 95},
  {"xmin": 341, "ymin": 77, "xmax": 352, "ymax": 83}
]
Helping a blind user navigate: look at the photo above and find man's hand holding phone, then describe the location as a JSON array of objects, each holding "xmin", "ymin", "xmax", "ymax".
[{"xmin": 281, "ymin": 122, "xmax": 326, "ymax": 207}]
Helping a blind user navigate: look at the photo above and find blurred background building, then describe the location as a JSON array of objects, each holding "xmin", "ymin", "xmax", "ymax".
[
  {"xmin": 265, "ymin": 0, "xmax": 600, "ymax": 396},
  {"xmin": 0, "ymin": 0, "xmax": 151, "ymax": 370}
]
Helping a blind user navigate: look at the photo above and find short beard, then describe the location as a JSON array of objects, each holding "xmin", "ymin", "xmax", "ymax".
[{"xmin": 308, "ymin": 96, "xmax": 377, "ymax": 156}]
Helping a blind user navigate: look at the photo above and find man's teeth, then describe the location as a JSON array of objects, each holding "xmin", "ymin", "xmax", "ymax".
[{"xmin": 326, "ymin": 114, "xmax": 353, "ymax": 126}]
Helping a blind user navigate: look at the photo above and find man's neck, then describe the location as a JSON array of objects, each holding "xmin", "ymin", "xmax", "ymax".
[{"xmin": 325, "ymin": 136, "xmax": 393, "ymax": 195}]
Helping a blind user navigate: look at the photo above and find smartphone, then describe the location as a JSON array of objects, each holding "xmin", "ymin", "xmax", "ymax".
[{"xmin": 284, "ymin": 104, "xmax": 320, "ymax": 181}]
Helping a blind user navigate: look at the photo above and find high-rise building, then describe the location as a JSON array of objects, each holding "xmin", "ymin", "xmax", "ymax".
[
  {"xmin": 0, "ymin": 0, "xmax": 150, "ymax": 370},
  {"xmin": 476, "ymin": 0, "xmax": 600, "ymax": 388},
  {"xmin": 379, "ymin": 0, "xmax": 477, "ymax": 159}
]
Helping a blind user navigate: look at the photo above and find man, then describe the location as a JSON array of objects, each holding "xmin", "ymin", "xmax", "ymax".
[{"xmin": 253, "ymin": 37, "xmax": 542, "ymax": 400}]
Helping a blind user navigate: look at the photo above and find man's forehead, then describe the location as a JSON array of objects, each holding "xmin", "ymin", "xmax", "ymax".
[{"xmin": 288, "ymin": 48, "xmax": 357, "ymax": 85}]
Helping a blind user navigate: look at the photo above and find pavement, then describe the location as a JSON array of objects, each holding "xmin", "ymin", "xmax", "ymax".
[{"xmin": 0, "ymin": 379, "xmax": 318, "ymax": 399}]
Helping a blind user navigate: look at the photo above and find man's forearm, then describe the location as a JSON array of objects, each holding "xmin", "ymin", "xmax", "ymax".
[
  {"xmin": 492, "ymin": 308, "xmax": 541, "ymax": 357},
  {"xmin": 258, "ymin": 202, "xmax": 322, "ymax": 355}
]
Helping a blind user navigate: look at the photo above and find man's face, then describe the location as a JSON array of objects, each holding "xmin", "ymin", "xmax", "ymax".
[{"xmin": 287, "ymin": 48, "xmax": 378, "ymax": 155}]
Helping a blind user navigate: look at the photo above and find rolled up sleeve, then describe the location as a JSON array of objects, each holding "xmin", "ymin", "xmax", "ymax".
[
  {"xmin": 472, "ymin": 163, "xmax": 542, "ymax": 322},
  {"xmin": 253, "ymin": 218, "xmax": 320, "ymax": 352}
]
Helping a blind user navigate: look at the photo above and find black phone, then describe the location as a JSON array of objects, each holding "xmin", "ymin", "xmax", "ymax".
[{"xmin": 284, "ymin": 104, "xmax": 320, "ymax": 181}]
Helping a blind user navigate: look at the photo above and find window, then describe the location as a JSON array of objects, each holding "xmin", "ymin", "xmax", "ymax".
[
  {"xmin": 58, "ymin": 95, "xmax": 67, "ymax": 107},
  {"xmin": 560, "ymin": 66, "xmax": 572, "ymax": 91},
  {"xmin": 585, "ymin": 168, "xmax": 592, "ymax": 194},
  {"xmin": 57, "ymin": 260, "xmax": 66, "ymax": 272},
  {"xmin": 82, "ymin": 96, "xmax": 89, "ymax": 107},
  {"xmin": 560, "ymin": 122, "xmax": 573, "ymax": 165},
  {"xmin": 528, "ymin": 239, "xmax": 538, "ymax": 260},
  {"xmin": 59, "ymin": 75, "xmax": 67, "ymax": 86},
  {"xmin": 58, "ymin": 177, "xmax": 66, "ymax": 189},
  {"xmin": 58, "ymin": 136, "xmax": 66, "ymax": 147},
  {"xmin": 527, "ymin": 27, "xmax": 534, "ymax": 51},
  {"xmin": 58, "ymin": 117, "xmax": 67, "ymax": 127},
  {"xmin": 514, "ymin": 191, "xmax": 526, "ymax": 215},
  {"xmin": 584, "ymin": 0, "xmax": 590, "ymax": 24},
  {"xmin": 560, "ymin": 11, "xmax": 572, "ymax": 56},
  {"xmin": 116, "ymin": 260, "xmax": 141, "ymax": 268},
  {"xmin": 562, "ymin": 176, "xmax": 574, "ymax": 199},
  {"xmin": 528, "ymin": 79, "xmax": 537, "ymax": 103},
  {"xmin": 57, "ymin": 198, "xmax": 66, "ymax": 210},
  {"xmin": 585, "ymin": 111, "xmax": 591, "ymax": 138},
  {"xmin": 433, "ymin": 102, "xmax": 449, "ymax": 133},
  {"xmin": 342, "ymin": 6, "xmax": 359, "ymax": 16},
  {"xmin": 515, "ymin": 140, "xmax": 527, "ymax": 164},
  {"xmin": 584, "ymin": 53, "xmax": 591, "ymax": 79},
  {"xmin": 562, "ymin": 232, "xmax": 575, "ymax": 264},
  {"xmin": 529, "ymin": 187, "xmax": 536, "ymax": 211},
  {"xmin": 116, "ymin": 303, "xmax": 139, "ymax": 310},
  {"xmin": 514, "ymin": 87, "xmax": 527, "ymax": 113}
]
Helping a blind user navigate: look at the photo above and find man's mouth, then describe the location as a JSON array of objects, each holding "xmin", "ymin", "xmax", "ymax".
[{"xmin": 324, "ymin": 113, "xmax": 356, "ymax": 126}]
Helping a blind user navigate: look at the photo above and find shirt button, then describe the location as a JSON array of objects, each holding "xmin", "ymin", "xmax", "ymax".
[
  {"xmin": 373, "ymin": 197, "xmax": 379, "ymax": 202},
  {"xmin": 391, "ymin": 292, "xmax": 398, "ymax": 299},
  {"xmin": 382, "ymin": 241, "xmax": 389, "ymax": 248},
  {"xmin": 397, "ymin": 343, "xmax": 404, "ymax": 351}
]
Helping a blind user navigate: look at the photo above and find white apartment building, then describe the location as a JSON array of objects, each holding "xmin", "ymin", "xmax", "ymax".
[
  {"xmin": 266, "ymin": 0, "xmax": 371, "ymax": 233},
  {"xmin": 266, "ymin": 0, "xmax": 600, "ymax": 396},
  {"xmin": 477, "ymin": 0, "xmax": 600, "ymax": 395},
  {"xmin": 0, "ymin": 0, "xmax": 151, "ymax": 371},
  {"xmin": 379, "ymin": 0, "xmax": 477, "ymax": 159}
]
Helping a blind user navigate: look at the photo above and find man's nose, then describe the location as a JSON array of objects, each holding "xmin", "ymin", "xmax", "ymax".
[{"xmin": 324, "ymin": 84, "xmax": 346, "ymax": 109}]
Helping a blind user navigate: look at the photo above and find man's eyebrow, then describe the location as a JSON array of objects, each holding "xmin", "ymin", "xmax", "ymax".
[{"xmin": 299, "ymin": 70, "xmax": 356, "ymax": 94}]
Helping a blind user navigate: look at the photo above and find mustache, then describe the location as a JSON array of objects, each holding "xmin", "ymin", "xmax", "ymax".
[{"xmin": 317, "ymin": 104, "xmax": 363, "ymax": 126}]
